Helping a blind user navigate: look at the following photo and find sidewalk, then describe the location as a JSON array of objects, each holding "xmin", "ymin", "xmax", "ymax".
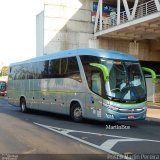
[{"xmin": 147, "ymin": 102, "xmax": 160, "ymax": 122}]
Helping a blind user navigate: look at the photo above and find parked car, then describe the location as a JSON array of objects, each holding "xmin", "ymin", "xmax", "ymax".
[{"xmin": 0, "ymin": 81, "xmax": 7, "ymax": 96}]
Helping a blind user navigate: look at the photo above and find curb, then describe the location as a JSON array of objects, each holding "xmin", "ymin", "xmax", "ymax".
[{"xmin": 146, "ymin": 117, "xmax": 160, "ymax": 123}]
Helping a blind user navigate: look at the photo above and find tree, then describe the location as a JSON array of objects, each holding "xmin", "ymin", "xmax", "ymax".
[{"xmin": 0, "ymin": 66, "xmax": 9, "ymax": 76}]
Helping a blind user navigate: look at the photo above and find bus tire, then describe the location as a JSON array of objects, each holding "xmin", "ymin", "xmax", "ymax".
[
  {"xmin": 20, "ymin": 98, "xmax": 28, "ymax": 113},
  {"xmin": 70, "ymin": 102, "xmax": 83, "ymax": 122}
]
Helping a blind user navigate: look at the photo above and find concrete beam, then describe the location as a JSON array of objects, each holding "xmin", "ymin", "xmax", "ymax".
[
  {"xmin": 149, "ymin": 24, "xmax": 159, "ymax": 28},
  {"xmin": 139, "ymin": 23, "xmax": 149, "ymax": 27},
  {"xmin": 145, "ymin": 28, "xmax": 155, "ymax": 32},
  {"xmin": 155, "ymin": 30, "xmax": 160, "ymax": 33}
]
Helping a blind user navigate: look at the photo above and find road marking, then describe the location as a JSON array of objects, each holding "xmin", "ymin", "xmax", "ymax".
[
  {"xmin": 33, "ymin": 122, "xmax": 160, "ymax": 143},
  {"xmin": 34, "ymin": 122, "xmax": 160, "ymax": 160},
  {"xmin": 100, "ymin": 138, "xmax": 143, "ymax": 151},
  {"xmin": 23, "ymin": 148, "xmax": 37, "ymax": 154},
  {"xmin": 33, "ymin": 122, "xmax": 130, "ymax": 159}
]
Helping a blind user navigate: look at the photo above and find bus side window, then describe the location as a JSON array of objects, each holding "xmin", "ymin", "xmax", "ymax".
[
  {"xmin": 59, "ymin": 57, "xmax": 82, "ymax": 82},
  {"xmin": 49, "ymin": 59, "xmax": 60, "ymax": 78},
  {"xmin": 91, "ymin": 72, "xmax": 102, "ymax": 96},
  {"xmin": 67, "ymin": 57, "xmax": 82, "ymax": 82}
]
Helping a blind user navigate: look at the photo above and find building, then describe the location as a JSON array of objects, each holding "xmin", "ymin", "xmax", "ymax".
[{"xmin": 36, "ymin": 0, "xmax": 160, "ymax": 102}]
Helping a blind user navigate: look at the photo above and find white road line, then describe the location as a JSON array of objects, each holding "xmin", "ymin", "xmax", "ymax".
[
  {"xmin": 33, "ymin": 122, "xmax": 130, "ymax": 159},
  {"xmin": 33, "ymin": 122, "xmax": 160, "ymax": 160},
  {"xmin": 33, "ymin": 122, "xmax": 160, "ymax": 143},
  {"xmin": 100, "ymin": 138, "xmax": 143, "ymax": 151}
]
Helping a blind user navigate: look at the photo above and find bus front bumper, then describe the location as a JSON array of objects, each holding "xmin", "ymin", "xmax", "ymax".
[{"xmin": 103, "ymin": 107, "xmax": 147, "ymax": 121}]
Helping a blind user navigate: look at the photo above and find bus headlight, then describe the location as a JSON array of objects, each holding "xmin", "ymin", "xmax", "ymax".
[{"xmin": 143, "ymin": 106, "xmax": 146, "ymax": 111}]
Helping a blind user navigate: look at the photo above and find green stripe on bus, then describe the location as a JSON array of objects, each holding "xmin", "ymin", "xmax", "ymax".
[
  {"xmin": 89, "ymin": 63, "xmax": 109, "ymax": 81},
  {"xmin": 8, "ymin": 89, "xmax": 84, "ymax": 95},
  {"xmin": 142, "ymin": 67, "xmax": 157, "ymax": 83}
]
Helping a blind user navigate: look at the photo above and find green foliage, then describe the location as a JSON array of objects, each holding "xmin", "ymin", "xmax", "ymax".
[{"xmin": 0, "ymin": 66, "xmax": 9, "ymax": 76}]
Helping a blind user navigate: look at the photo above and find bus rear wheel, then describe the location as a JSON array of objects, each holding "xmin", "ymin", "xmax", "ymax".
[
  {"xmin": 70, "ymin": 103, "xmax": 83, "ymax": 122},
  {"xmin": 20, "ymin": 98, "xmax": 28, "ymax": 113}
]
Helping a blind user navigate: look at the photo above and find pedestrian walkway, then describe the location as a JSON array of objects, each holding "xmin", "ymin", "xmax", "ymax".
[{"xmin": 147, "ymin": 102, "xmax": 160, "ymax": 122}]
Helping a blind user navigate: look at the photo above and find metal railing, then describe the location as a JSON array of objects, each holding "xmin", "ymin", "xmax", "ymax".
[{"xmin": 97, "ymin": 0, "xmax": 159, "ymax": 32}]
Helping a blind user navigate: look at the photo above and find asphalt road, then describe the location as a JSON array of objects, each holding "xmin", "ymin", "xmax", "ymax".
[{"xmin": 0, "ymin": 97, "xmax": 160, "ymax": 160}]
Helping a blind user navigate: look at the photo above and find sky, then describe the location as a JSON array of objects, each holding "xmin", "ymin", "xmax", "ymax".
[{"xmin": 0, "ymin": 0, "xmax": 44, "ymax": 66}]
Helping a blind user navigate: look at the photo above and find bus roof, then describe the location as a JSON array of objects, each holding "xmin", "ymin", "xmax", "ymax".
[{"xmin": 11, "ymin": 48, "xmax": 138, "ymax": 66}]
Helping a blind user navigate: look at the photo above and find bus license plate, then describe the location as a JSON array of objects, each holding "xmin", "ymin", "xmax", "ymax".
[{"xmin": 128, "ymin": 115, "xmax": 134, "ymax": 119}]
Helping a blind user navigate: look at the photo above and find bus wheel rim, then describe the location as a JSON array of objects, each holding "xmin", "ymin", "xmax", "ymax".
[
  {"xmin": 74, "ymin": 108, "xmax": 82, "ymax": 119},
  {"xmin": 22, "ymin": 103, "xmax": 25, "ymax": 111}
]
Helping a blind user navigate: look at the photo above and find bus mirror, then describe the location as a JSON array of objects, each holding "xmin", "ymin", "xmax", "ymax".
[
  {"xmin": 89, "ymin": 63, "xmax": 109, "ymax": 81},
  {"xmin": 142, "ymin": 67, "xmax": 157, "ymax": 84}
]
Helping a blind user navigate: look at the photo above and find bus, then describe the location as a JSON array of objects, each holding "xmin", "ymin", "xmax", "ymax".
[
  {"xmin": 0, "ymin": 81, "xmax": 7, "ymax": 96},
  {"xmin": 7, "ymin": 48, "xmax": 154, "ymax": 122}
]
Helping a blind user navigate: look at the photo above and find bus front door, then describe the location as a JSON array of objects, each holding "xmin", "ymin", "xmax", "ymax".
[{"xmin": 86, "ymin": 71, "xmax": 103, "ymax": 119}]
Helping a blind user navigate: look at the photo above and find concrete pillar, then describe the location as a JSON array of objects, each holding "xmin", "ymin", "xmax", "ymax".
[
  {"xmin": 99, "ymin": 0, "xmax": 103, "ymax": 31},
  {"xmin": 36, "ymin": 11, "xmax": 44, "ymax": 57},
  {"xmin": 89, "ymin": 38, "xmax": 100, "ymax": 49},
  {"xmin": 94, "ymin": 0, "xmax": 100, "ymax": 33},
  {"xmin": 117, "ymin": 0, "xmax": 121, "ymax": 25}
]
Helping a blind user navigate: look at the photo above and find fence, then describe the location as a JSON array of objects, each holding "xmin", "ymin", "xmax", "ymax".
[{"xmin": 97, "ymin": 0, "xmax": 159, "ymax": 31}]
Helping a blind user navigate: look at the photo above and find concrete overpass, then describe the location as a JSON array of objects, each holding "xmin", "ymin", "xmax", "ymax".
[{"xmin": 94, "ymin": 0, "xmax": 160, "ymax": 41}]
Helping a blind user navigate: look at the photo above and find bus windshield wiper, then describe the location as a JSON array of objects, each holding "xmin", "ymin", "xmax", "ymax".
[{"xmin": 107, "ymin": 95, "xmax": 122, "ymax": 102}]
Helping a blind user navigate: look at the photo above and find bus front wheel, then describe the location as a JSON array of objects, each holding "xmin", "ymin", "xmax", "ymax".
[
  {"xmin": 70, "ymin": 103, "xmax": 83, "ymax": 122},
  {"xmin": 20, "ymin": 98, "xmax": 28, "ymax": 113}
]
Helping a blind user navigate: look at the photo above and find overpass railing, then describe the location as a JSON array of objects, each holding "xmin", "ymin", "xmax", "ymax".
[{"xmin": 96, "ymin": 0, "xmax": 160, "ymax": 32}]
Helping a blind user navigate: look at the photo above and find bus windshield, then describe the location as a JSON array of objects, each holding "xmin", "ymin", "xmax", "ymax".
[
  {"xmin": 80, "ymin": 55, "xmax": 146, "ymax": 103},
  {"xmin": 101, "ymin": 59, "xmax": 146, "ymax": 103}
]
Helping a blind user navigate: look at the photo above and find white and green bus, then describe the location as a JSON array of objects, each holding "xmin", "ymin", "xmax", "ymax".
[{"xmin": 7, "ymin": 48, "xmax": 156, "ymax": 122}]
